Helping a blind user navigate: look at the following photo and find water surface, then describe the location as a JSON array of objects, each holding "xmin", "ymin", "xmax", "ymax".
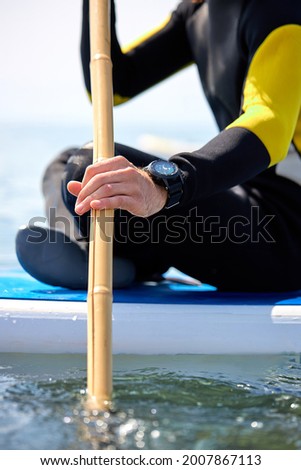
[{"xmin": 0, "ymin": 354, "xmax": 301, "ymax": 450}]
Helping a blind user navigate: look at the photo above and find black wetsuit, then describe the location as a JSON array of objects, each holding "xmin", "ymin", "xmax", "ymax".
[{"xmin": 50, "ymin": 0, "xmax": 301, "ymax": 291}]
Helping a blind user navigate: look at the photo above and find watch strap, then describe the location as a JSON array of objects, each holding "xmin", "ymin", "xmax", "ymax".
[
  {"xmin": 143, "ymin": 161, "xmax": 184, "ymax": 209},
  {"xmin": 164, "ymin": 175, "xmax": 183, "ymax": 209}
]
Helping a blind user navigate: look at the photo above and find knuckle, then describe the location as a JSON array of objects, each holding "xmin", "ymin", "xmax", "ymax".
[
  {"xmin": 84, "ymin": 163, "xmax": 96, "ymax": 177},
  {"xmin": 115, "ymin": 195, "xmax": 124, "ymax": 208},
  {"xmin": 94, "ymin": 173, "xmax": 104, "ymax": 184},
  {"xmin": 124, "ymin": 166, "xmax": 137, "ymax": 178},
  {"xmin": 115, "ymin": 155, "xmax": 127, "ymax": 165},
  {"xmin": 115, "ymin": 155, "xmax": 133, "ymax": 169},
  {"xmin": 104, "ymin": 183, "xmax": 113, "ymax": 195}
]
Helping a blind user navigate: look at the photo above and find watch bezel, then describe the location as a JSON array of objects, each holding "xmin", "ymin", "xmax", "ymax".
[{"xmin": 147, "ymin": 160, "xmax": 179, "ymax": 179}]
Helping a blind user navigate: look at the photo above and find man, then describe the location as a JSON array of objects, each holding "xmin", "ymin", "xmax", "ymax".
[{"xmin": 16, "ymin": 0, "xmax": 301, "ymax": 291}]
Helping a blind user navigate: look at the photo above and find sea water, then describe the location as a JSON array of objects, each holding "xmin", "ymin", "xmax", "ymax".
[
  {"xmin": 0, "ymin": 354, "xmax": 301, "ymax": 450},
  {"xmin": 1, "ymin": 123, "xmax": 301, "ymax": 450}
]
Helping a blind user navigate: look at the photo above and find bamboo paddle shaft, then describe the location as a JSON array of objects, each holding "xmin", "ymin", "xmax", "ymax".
[{"xmin": 87, "ymin": 0, "xmax": 114, "ymax": 409}]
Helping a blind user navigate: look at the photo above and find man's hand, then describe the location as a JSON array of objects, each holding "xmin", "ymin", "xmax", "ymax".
[{"xmin": 67, "ymin": 156, "xmax": 168, "ymax": 218}]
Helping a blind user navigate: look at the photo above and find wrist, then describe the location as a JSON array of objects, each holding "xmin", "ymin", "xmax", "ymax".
[
  {"xmin": 156, "ymin": 185, "xmax": 169, "ymax": 210},
  {"xmin": 143, "ymin": 160, "xmax": 184, "ymax": 209}
]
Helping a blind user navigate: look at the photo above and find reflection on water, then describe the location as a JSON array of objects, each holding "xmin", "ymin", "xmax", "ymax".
[{"xmin": 0, "ymin": 354, "xmax": 301, "ymax": 450}]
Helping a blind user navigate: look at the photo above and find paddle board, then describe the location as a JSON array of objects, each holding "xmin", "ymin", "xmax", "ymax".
[{"xmin": 1, "ymin": 269, "xmax": 301, "ymax": 355}]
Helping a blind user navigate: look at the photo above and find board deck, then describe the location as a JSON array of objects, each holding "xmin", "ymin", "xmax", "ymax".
[{"xmin": 1, "ymin": 269, "xmax": 301, "ymax": 355}]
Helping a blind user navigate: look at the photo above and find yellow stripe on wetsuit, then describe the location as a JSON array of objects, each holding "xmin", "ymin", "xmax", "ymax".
[
  {"xmin": 294, "ymin": 109, "xmax": 301, "ymax": 154},
  {"xmin": 114, "ymin": 15, "xmax": 172, "ymax": 106},
  {"xmin": 227, "ymin": 24, "xmax": 301, "ymax": 166}
]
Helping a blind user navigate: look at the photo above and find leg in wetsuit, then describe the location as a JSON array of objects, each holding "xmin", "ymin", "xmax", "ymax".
[
  {"xmin": 19, "ymin": 142, "xmax": 301, "ymax": 292},
  {"xmin": 16, "ymin": 1, "xmax": 301, "ymax": 292}
]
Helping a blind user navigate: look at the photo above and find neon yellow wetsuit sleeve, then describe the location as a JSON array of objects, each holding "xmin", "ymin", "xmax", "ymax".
[{"xmin": 227, "ymin": 25, "xmax": 301, "ymax": 166}]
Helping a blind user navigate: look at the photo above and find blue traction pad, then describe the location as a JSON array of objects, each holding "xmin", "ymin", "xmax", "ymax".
[{"xmin": 1, "ymin": 269, "xmax": 301, "ymax": 306}]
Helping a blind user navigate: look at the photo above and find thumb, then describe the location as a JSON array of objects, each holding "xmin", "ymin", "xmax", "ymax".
[{"xmin": 67, "ymin": 180, "xmax": 82, "ymax": 196}]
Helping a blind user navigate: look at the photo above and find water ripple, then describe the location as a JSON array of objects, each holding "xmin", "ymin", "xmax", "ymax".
[{"xmin": 0, "ymin": 354, "xmax": 301, "ymax": 449}]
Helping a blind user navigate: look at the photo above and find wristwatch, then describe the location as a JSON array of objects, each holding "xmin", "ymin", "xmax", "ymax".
[{"xmin": 143, "ymin": 160, "xmax": 184, "ymax": 209}]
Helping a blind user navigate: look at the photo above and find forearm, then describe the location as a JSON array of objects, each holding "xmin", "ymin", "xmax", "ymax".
[
  {"xmin": 171, "ymin": 24, "xmax": 301, "ymax": 208},
  {"xmin": 170, "ymin": 127, "xmax": 270, "ymax": 206},
  {"xmin": 81, "ymin": 0, "xmax": 194, "ymax": 104}
]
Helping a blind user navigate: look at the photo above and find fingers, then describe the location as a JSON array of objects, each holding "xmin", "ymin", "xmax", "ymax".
[
  {"xmin": 81, "ymin": 155, "xmax": 133, "ymax": 188},
  {"xmin": 70, "ymin": 156, "xmax": 139, "ymax": 214},
  {"xmin": 90, "ymin": 194, "xmax": 135, "ymax": 212},
  {"xmin": 67, "ymin": 155, "xmax": 132, "ymax": 209},
  {"xmin": 66, "ymin": 155, "xmax": 166, "ymax": 217},
  {"xmin": 75, "ymin": 168, "xmax": 139, "ymax": 214},
  {"xmin": 75, "ymin": 166, "xmax": 135, "ymax": 206},
  {"xmin": 75, "ymin": 181, "xmax": 130, "ymax": 214}
]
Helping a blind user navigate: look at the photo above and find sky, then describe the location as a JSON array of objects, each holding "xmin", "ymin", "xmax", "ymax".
[
  {"xmin": 0, "ymin": 0, "xmax": 216, "ymax": 132},
  {"xmin": 0, "ymin": 0, "xmax": 218, "ymax": 266}
]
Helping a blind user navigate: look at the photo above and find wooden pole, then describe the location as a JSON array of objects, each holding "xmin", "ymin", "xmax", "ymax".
[{"xmin": 87, "ymin": 0, "xmax": 114, "ymax": 410}]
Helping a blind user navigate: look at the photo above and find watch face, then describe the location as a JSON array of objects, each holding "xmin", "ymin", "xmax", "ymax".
[{"xmin": 150, "ymin": 160, "xmax": 178, "ymax": 177}]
